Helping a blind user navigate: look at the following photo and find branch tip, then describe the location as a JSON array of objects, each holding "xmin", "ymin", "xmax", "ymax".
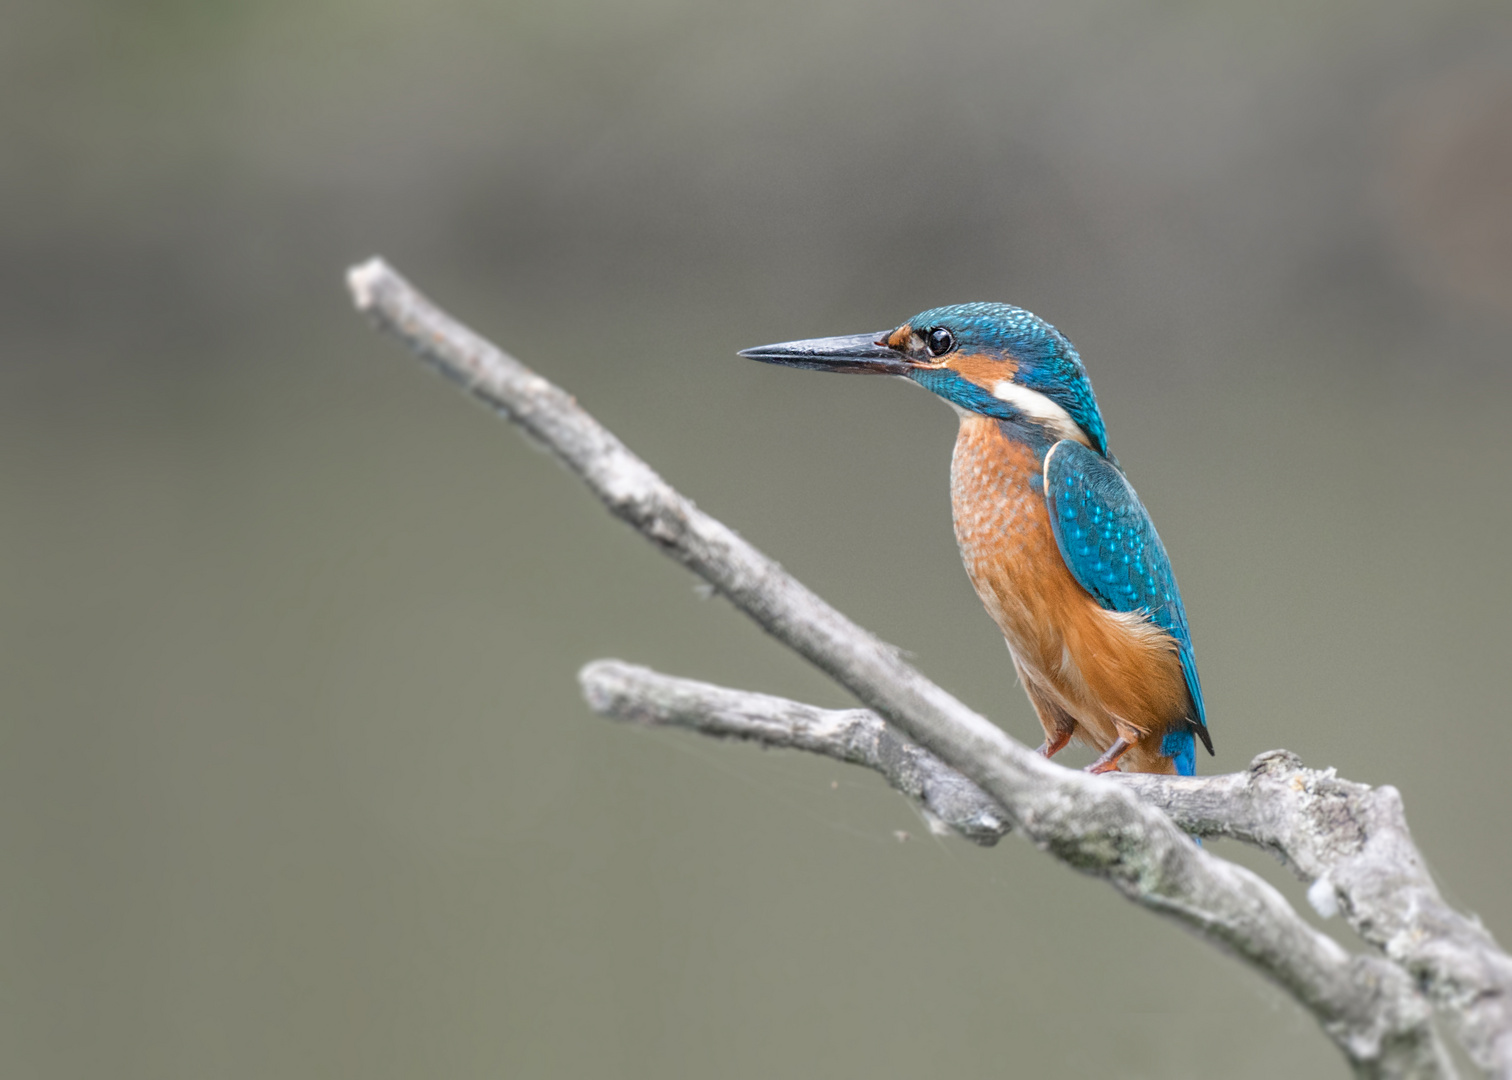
[{"xmin": 346, "ymin": 257, "xmax": 392, "ymax": 311}]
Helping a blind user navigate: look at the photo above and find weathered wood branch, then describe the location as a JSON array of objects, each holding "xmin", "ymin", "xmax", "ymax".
[
  {"xmin": 580, "ymin": 659, "xmax": 1013, "ymax": 845},
  {"xmin": 347, "ymin": 256, "xmax": 1465, "ymax": 1078},
  {"xmin": 1123, "ymin": 761, "xmax": 1512, "ymax": 1077},
  {"xmin": 581, "ymin": 659, "xmax": 1512, "ymax": 1077}
]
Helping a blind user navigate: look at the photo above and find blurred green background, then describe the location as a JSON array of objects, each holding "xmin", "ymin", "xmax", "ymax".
[{"xmin": 2, "ymin": 1, "xmax": 1510, "ymax": 1076}]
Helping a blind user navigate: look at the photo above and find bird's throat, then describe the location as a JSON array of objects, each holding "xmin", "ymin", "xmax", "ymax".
[{"xmin": 910, "ymin": 368, "xmax": 1091, "ymax": 449}]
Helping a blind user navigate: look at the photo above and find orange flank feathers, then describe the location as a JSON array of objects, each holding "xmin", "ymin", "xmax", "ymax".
[{"xmin": 951, "ymin": 417, "xmax": 1190, "ymax": 774}]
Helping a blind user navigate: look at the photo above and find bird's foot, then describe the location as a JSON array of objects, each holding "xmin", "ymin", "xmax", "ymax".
[
  {"xmin": 1036, "ymin": 728, "xmax": 1075, "ymax": 759},
  {"xmin": 1085, "ymin": 736, "xmax": 1133, "ymax": 774}
]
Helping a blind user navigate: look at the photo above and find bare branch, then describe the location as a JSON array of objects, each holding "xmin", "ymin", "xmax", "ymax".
[
  {"xmin": 348, "ymin": 257, "xmax": 1456, "ymax": 1077},
  {"xmin": 580, "ymin": 660, "xmax": 1512, "ymax": 1077},
  {"xmin": 1124, "ymin": 759, "xmax": 1512, "ymax": 1078},
  {"xmin": 579, "ymin": 659, "xmax": 1012, "ymax": 846}
]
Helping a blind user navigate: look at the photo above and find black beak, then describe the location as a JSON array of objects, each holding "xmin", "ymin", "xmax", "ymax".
[{"xmin": 738, "ymin": 332, "xmax": 911, "ymax": 375}]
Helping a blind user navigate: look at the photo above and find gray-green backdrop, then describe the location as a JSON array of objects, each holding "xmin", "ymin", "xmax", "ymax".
[{"xmin": 3, "ymin": 1, "xmax": 1510, "ymax": 1076}]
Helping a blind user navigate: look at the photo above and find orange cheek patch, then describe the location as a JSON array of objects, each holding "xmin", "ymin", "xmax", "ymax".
[{"xmin": 946, "ymin": 350, "xmax": 1016, "ymax": 388}]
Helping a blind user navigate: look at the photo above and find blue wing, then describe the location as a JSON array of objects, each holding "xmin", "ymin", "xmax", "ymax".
[{"xmin": 1043, "ymin": 440, "xmax": 1211, "ymax": 765}]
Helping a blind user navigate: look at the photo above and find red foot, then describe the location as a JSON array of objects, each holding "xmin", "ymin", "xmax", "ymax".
[
  {"xmin": 1036, "ymin": 728, "xmax": 1074, "ymax": 759},
  {"xmin": 1086, "ymin": 736, "xmax": 1133, "ymax": 774}
]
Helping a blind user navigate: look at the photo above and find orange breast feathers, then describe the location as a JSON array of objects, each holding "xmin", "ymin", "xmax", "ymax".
[{"xmin": 950, "ymin": 417, "xmax": 1191, "ymax": 773}]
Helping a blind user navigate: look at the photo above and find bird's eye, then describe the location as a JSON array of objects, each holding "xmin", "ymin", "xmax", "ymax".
[{"xmin": 926, "ymin": 327, "xmax": 955, "ymax": 356}]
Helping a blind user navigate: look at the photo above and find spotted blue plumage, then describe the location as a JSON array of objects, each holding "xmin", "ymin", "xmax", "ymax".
[
  {"xmin": 1043, "ymin": 439, "xmax": 1211, "ymax": 772},
  {"xmin": 908, "ymin": 303, "xmax": 1109, "ymax": 456}
]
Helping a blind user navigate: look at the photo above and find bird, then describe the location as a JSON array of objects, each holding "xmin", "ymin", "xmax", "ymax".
[{"xmin": 739, "ymin": 303, "xmax": 1212, "ymax": 775}]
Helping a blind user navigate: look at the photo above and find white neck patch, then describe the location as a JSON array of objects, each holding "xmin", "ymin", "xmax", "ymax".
[{"xmin": 991, "ymin": 380, "xmax": 1091, "ymax": 446}]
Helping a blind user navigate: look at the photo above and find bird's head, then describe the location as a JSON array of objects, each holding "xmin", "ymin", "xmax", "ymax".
[{"xmin": 740, "ymin": 302, "xmax": 1108, "ymax": 456}]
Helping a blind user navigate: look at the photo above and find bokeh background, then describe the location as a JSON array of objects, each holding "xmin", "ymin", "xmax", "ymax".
[{"xmin": 3, "ymin": 1, "xmax": 1511, "ymax": 1077}]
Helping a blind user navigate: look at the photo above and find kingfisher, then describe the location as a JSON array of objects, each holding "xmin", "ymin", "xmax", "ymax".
[{"xmin": 740, "ymin": 303, "xmax": 1212, "ymax": 775}]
